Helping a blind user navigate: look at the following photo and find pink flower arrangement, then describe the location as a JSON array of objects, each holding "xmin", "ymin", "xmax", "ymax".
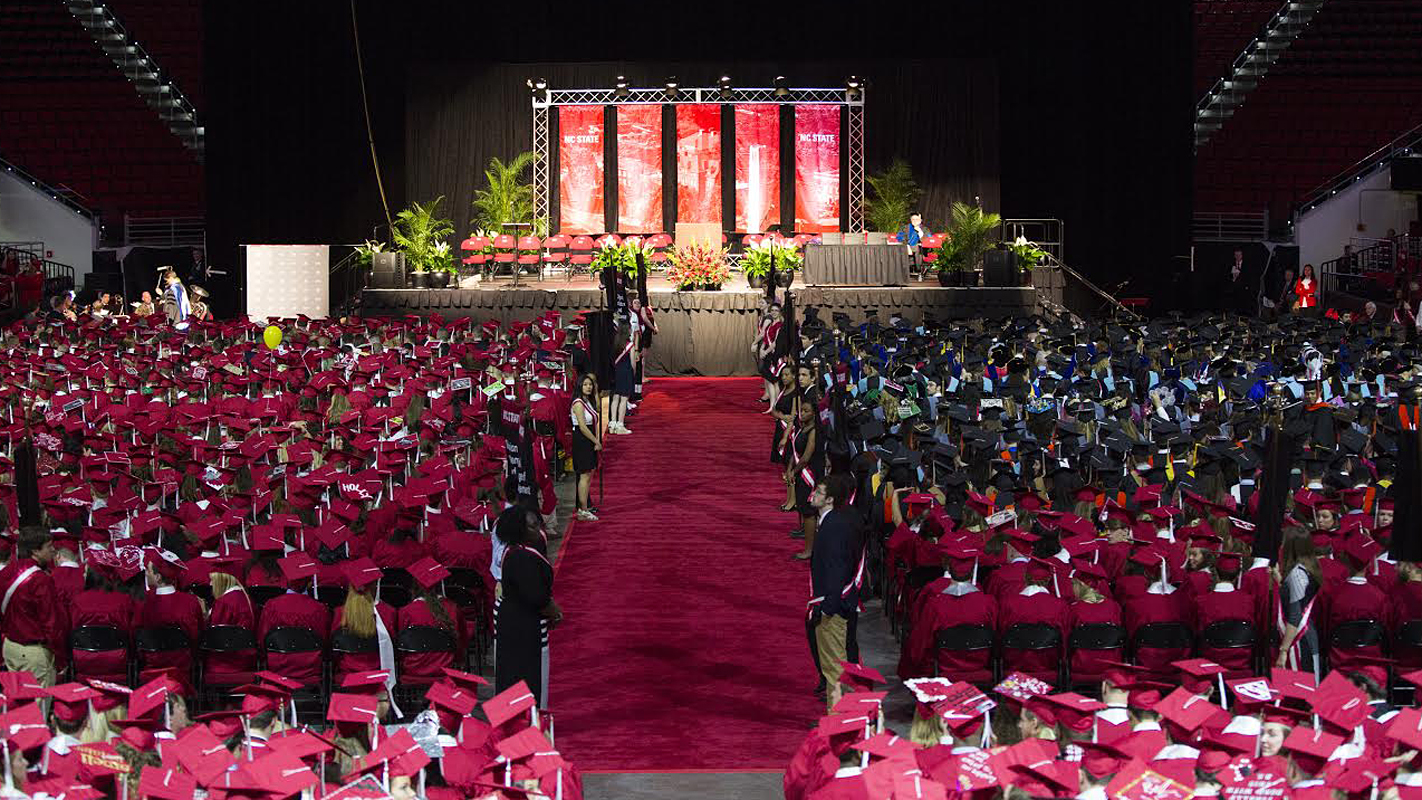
[{"xmin": 666, "ymin": 242, "xmax": 730, "ymax": 290}]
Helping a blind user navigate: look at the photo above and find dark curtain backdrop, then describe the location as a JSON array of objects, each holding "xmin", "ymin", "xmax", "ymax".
[
  {"xmin": 404, "ymin": 61, "xmax": 999, "ymax": 239},
  {"xmin": 205, "ymin": 0, "xmax": 1191, "ymax": 305}
]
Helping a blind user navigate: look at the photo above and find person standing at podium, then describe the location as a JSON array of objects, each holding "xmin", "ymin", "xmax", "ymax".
[{"xmin": 897, "ymin": 212, "xmax": 930, "ymax": 273}]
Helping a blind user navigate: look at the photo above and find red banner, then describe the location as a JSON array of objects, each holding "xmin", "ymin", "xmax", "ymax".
[
  {"xmin": 794, "ymin": 104, "xmax": 841, "ymax": 232},
  {"xmin": 558, "ymin": 105, "xmax": 605, "ymax": 234},
  {"xmin": 617, "ymin": 105, "xmax": 662, "ymax": 233},
  {"xmin": 676, "ymin": 104, "xmax": 721, "ymax": 226},
  {"xmin": 734, "ymin": 104, "xmax": 779, "ymax": 233}
]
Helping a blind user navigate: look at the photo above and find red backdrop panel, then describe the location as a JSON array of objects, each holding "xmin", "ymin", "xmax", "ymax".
[
  {"xmin": 734, "ymin": 105, "xmax": 779, "ymax": 234},
  {"xmin": 617, "ymin": 105, "xmax": 662, "ymax": 233},
  {"xmin": 675, "ymin": 104, "xmax": 722, "ymax": 226},
  {"xmin": 559, "ymin": 105, "xmax": 605, "ymax": 235},
  {"xmin": 794, "ymin": 105, "xmax": 841, "ymax": 233}
]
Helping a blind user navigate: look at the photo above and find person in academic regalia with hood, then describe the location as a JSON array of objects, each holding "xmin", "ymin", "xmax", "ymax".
[{"xmin": 158, "ymin": 269, "xmax": 190, "ymax": 324}]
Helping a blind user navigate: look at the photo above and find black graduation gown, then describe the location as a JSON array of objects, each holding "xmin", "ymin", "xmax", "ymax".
[{"xmin": 495, "ymin": 544, "xmax": 554, "ymax": 705}]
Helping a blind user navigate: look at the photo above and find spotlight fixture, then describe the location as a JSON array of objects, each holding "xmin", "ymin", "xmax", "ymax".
[
  {"xmin": 845, "ymin": 75, "xmax": 863, "ymax": 99},
  {"xmin": 663, "ymin": 76, "xmax": 679, "ymax": 99},
  {"xmin": 773, "ymin": 75, "xmax": 789, "ymax": 98},
  {"xmin": 615, "ymin": 75, "xmax": 630, "ymax": 98},
  {"xmin": 718, "ymin": 74, "xmax": 733, "ymax": 99}
]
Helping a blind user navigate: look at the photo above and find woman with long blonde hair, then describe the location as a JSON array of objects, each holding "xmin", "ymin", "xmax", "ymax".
[
  {"xmin": 205, "ymin": 569, "xmax": 258, "ymax": 683},
  {"xmin": 332, "ymin": 565, "xmax": 397, "ymax": 685}
]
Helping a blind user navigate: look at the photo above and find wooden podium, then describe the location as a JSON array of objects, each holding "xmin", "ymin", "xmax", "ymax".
[{"xmin": 675, "ymin": 222, "xmax": 722, "ymax": 249}]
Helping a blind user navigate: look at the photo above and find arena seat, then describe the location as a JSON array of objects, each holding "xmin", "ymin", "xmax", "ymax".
[{"xmin": 0, "ymin": 2, "xmax": 202, "ymax": 221}]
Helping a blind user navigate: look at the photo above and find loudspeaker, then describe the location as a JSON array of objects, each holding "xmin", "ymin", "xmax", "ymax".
[
  {"xmin": 371, "ymin": 252, "xmax": 406, "ymax": 288},
  {"xmin": 983, "ymin": 249, "xmax": 1018, "ymax": 286},
  {"xmin": 1392, "ymin": 157, "xmax": 1422, "ymax": 191}
]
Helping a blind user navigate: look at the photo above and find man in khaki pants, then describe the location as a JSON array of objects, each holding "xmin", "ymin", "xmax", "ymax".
[
  {"xmin": 0, "ymin": 527, "xmax": 64, "ymax": 687},
  {"xmin": 808, "ymin": 475, "xmax": 860, "ymax": 711}
]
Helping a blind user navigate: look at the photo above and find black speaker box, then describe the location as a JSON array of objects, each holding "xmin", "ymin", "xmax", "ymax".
[
  {"xmin": 983, "ymin": 249, "xmax": 1018, "ymax": 286},
  {"xmin": 1392, "ymin": 157, "xmax": 1422, "ymax": 191},
  {"xmin": 371, "ymin": 252, "xmax": 406, "ymax": 288}
]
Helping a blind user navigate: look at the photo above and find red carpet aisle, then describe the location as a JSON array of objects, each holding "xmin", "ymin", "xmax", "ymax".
[{"xmin": 551, "ymin": 377, "xmax": 819, "ymax": 771}]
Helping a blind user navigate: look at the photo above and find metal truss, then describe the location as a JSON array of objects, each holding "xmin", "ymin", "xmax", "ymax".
[
  {"xmin": 532, "ymin": 105, "xmax": 550, "ymax": 233},
  {"xmin": 532, "ymin": 87, "xmax": 864, "ymax": 108},
  {"xmin": 847, "ymin": 103, "xmax": 865, "ymax": 233}
]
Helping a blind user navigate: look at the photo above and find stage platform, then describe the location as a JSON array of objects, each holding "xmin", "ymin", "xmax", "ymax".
[{"xmin": 360, "ymin": 275, "xmax": 1051, "ymax": 376}]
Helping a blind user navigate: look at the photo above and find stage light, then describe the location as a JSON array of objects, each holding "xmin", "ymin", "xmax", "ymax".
[
  {"xmin": 845, "ymin": 75, "xmax": 862, "ymax": 99},
  {"xmin": 718, "ymin": 74, "xmax": 733, "ymax": 99},
  {"xmin": 615, "ymin": 75, "xmax": 630, "ymax": 97},
  {"xmin": 773, "ymin": 76, "xmax": 789, "ymax": 98},
  {"xmin": 663, "ymin": 77, "xmax": 679, "ymax": 99}
]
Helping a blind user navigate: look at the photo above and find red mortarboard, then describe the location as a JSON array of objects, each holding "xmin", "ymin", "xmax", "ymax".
[
  {"xmin": 407, "ymin": 556, "xmax": 451, "ymax": 590},
  {"xmin": 169, "ymin": 725, "xmax": 237, "ymax": 786},
  {"xmin": 0, "ymin": 702, "xmax": 50, "ymax": 751},
  {"xmin": 326, "ymin": 693, "xmax": 380, "ymax": 725},
  {"xmin": 1105, "ymin": 759, "xmax": 1193, "ymax": 800},
  {"xmin": 1271, "ymin": 667, "xmax": 1318, "ymax": 701},
  {"xmin": 1312, "ymin": 670, "xmax": 1371, "ymax": 731},
  {"xmin": 1281, "ymin": 725, "xmax": 1344, "ymax": 760},
  {"xmin": 440, "ymin": 667, "xmax": 490, "ymax": 690},
  {"xmin": 838, "ymin": 661, "xmax": 887, "ymax": 691},
  {"xmin": 342, "ymin": 557, "xmax": 382, "ymax": 589},
  {"xmin": 137, "ymin": 766, "xmax": 197, "ymax": 800},
  {"xmin": 1152, "ymin": 687, "xmax": 1224, "ymax": 736},
  {"xmin": 46, "ymin": 682, "xmax": 99, "ymax": 724},
  {"xmin": 483, "ymin": 680, "xmax": 538, "ymax": 728}
]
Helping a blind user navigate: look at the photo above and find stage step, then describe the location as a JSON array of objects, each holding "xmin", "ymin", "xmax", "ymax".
[
  {"xmin": 1194, "ymin": 0, "xmax": 1327, "ymax": 151},
  {"xmin": 64, "ymin": 0, "xmax": 204, "ymax": 160}
]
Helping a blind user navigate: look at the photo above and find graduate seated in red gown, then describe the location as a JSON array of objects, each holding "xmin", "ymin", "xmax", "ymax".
[
  {"xmin": 204, "ymin": 569, "xmax": 259, "ymax": 685},
  {"xmin": 1193, "ymin": 552, "xmax": 1258, "ymax": 677},
  {"xmin": 1065, "ymin": 569, "xmax": 1124, "ymax": 685},
  {"xmin": 897, "ymin": 545, "xmax": 996, "ymax": 682},
  {"xmin": 1323, "ymin": 534, "xmax": 1389, "ymax": 672},
  {"xmin": 397, "ymin": 557, "xmax": 467, "ymax": 681},
  {"xmin": 69, "ymin": 552, "xmax": 140, "ymax": 684},
  {"xmin": 331, "ymin": 558, "xmax": 397, "ymax": 686},
  {"xmin": 138, "ymin": 549, "xmax": 207, "ymax": 686},
  {"xmin": 998, "ymin": 558, "xmax": 1068, "ymax": 684},
  {"xmin": 1122, "ymin": 548, "xmax": 1194, "ymax": 679},
  {"xmin": 257, "ymin": 556, "xmax": 331, "ymax": 688}
]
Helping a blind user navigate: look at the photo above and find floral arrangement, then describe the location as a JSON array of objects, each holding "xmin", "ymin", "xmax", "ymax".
[
  {"xmin": 1008, "ymin": 235, "xmax": 1048, "ymax": 273},
  {"xmin": 667, "ymin": 242, "xmax": 730, "ymax": 290}
]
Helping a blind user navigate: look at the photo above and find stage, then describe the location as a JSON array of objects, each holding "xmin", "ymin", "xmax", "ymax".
[{"xmin": 360, "ymin": 273, "xmax": 1061, "ymax": 376}]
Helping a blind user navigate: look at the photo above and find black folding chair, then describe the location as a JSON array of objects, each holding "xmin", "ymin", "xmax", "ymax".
[
  {"xmin": 1002, "ymin": 623, "xmax": 1065, "ymax": 687},
  {"xmin": 1067, "ymin": 623, "xmax": 1126, "ymax": 689},
  {"xmin": 1202, "ymin": 619, "xmax": 1259, "ymax": 675},
  {"xmin": 69, "ymin": 625, "xmax": 131, "ymax": 686},
  {"xmin": 1328, "ymin": 618, "xmax": 1386, "ymax": 675},
  {"xmin": 1132, "ymin": 622, "xmax": 1195, "ymax": 677},
  {"xmin": 932, "ymin": 624, "xmax": 995, "ymax": 684},
  {"xmin": 314, "ymin": 585, "xmax": 348, "ymax": 609},
  {"xmin": 394, "ymin": 625, "xmax": 459, "ymax": 710},
  {"xmin": 1394, "ymin": 620, "xmax": 1422, "ymax": 704},
  {"xmin": 198, "ymin": 626, "xmax": 258, "ymax": 712},
  {"xmin": 443, "ymin": 580, "xmax": 488, "ymax": 670},
  {"xmin": 135, "ymin": 625, "xmax": 193, "ymax": 687},
  {"xmin": 264, "ymin": 627, "xmax": 326, "ymax": 721}
]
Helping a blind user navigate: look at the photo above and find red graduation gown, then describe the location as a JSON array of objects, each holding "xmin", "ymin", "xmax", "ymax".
[
  {"xmin": 1323, "ymin": 577, "xmax": 1388, "ymax": 670},
  {"xmin": 999, "ymin": 587, "xmax": 1068, "ymax": 682},
  {"xmin": 258, "ymin": 592, "xmax": 331, "ymax": 686},
  {"xmin": 137, "ymin": 587, "xmax": 205, "ymax": 680},
  {"xmin": 1122, "ymin": 588, "xmax": 1192, "ymax": 676},
  {"xmin": 395, "ymin": 598, "xmax": 466, "ymax": 679},
  {"xmin": 1195, "ymin": 585, "xmax": 1257, "ymax": 675},
  {"xmin": 70, "ymin": 589, "xmax": 137, "ymax": 682},
  {"xmin": 206, "ymin": 589, "xmax": 258, "ymax": 682},
  {"xmin": 1066, "ymin": 598, "xmax": 1124, "ymax": 682},
  {"xmin": 331, "ymin": 601, "xmax": 397, "ymax": 682},
  {"xmin": 898, "ymin": 583, "xmax": 997, "ymax": 682}
]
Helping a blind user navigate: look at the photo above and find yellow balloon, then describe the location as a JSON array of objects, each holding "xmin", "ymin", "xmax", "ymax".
[{"xmin": 262, "ymin": 325, "xmax": 283, "ymax": 350}]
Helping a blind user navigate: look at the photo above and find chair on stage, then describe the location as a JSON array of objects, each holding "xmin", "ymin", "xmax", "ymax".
[
  {"xmin": 516, "ymin": 235, "xmax": 542, "ymax": 279},
  {"xmin": 461, "ymin": 235, "xmax": 491, "ymax": 279},
  {"xmin": 793, "ymin": 233, "xmax": 814, "ymax": 248},
  {"xmin": 645, "ymin": 233, "xmax": 672, "ymax": 271},
  {"xmin": 541, "ymin": 235, "xmax": 570, "ymax": 279},
  {"xmin": 916, "ymin": 234, "xmax": 943, "ymax": 281},
  {"xmin": 567, "ymin": 235, "xmax": 596, "ymax": 282},
  {"xmin": 595, "ymin": 233, "xmax": 622, "ymax": 249},
  {"xmin": 491, "ymin": 234, "xmax": 517, "ymax": 280}
]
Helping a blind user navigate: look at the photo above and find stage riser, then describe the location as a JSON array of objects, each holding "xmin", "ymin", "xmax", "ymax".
[{"xmin": 360, "ymin": 287, "xmax": 1037, "ymax": 376}]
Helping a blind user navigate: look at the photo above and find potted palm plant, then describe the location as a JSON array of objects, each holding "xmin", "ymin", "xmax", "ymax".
[
  {"xmin": 470, "ymin": 152, "xmax": 547, "ymax": 236},
  {"xmin": 939, "ymin": 201, "xmax": 1001, "ymax": 287},
  {"xmin": 393, "ymin": 197, "xmax": 455, "ymax": 289}
]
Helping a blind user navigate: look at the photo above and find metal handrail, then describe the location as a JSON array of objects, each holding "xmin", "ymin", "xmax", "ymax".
[
  {"xmin": 328, "ymin": 246, "xmax": 368, "ymax": 318},
  {"xmin": 999, "ymin": 218, "xmax": 1065, "ymax": 263},
  {"xmin": 1297, "ymin": 121, "xmax": 1422, "ymax": 213},
  {"xmin": 1039, "ymin": 252, "xmax": 1139, "ymax": 321},
  {"xmin": 1195, "ymin": 0, "xmax": 1311, "ymax": 115},
  {"xmin": 1192, "ymin": 210, "xmax": 1270, "ymax": 242},
  {"xmin": 0, "ymin": 153, "xmax": 96, "ymax": 219},
  {"xmin": 123, "ymin": 215, "xmax": 205, "ymax": 247}
]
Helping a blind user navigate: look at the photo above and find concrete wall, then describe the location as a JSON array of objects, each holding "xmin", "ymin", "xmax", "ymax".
[
  {"xmin": 0, "ymin": 168, "xmax": 97, "ymax": 282},
  {"xmin": 1297, "ymin": 165, "xmax": 1419, "ymax": 270}
]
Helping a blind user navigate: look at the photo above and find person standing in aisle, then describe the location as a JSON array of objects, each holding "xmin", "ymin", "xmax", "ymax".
[
  {"xmin": 609, "ymin": 323, "xmax": 635, "ymax": 435},
  {"xmin": 494, "ymin": 506, "xmax": 562, "ymax": 709},
  {"xmin": 571, "ymin": 373, "xmax": 602, "ymax": 521}
]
